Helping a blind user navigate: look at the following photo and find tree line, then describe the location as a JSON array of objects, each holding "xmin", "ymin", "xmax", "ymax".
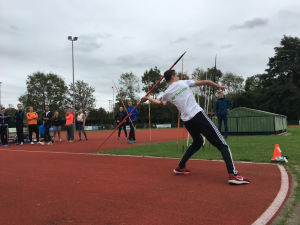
[{"xmin": 3, "ymin": 35, "xmax": 300, "ymax": 127}]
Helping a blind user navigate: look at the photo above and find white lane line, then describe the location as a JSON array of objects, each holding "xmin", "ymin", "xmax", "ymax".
[{"xmin": 252, "ymin": 165, "xmax": 289, "ymax": 225}]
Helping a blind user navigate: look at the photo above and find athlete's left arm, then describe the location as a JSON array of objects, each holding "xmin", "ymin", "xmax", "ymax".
[{"xmin": 194, "ymin": 80, "xmax": 227, "ymax": 91}]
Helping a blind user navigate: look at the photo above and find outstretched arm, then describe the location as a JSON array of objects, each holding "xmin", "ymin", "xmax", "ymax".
[
  {"xmin": 194, "ymin": 80, "xmax": 227, "ymax": 91},
  {"xmin": 141, "ymin": 96, "xmax": 164, "ymax": 106}
]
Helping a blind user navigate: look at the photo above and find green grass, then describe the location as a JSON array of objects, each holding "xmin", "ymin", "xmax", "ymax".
[{"xmin": 97, "ymin": 127, "xmax": 300, "ymax": 224}]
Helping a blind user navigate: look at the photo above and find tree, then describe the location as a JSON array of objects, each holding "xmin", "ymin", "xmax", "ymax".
[
  {"xmin": 264, "ymin": 35, "xmax": 300, "ymax": 119},
  {"xmin": 69, "ymin": 80, "xmax": 96, "ymax": 112},
  {"xmin": 220, "ymin": 72, "xmax": 244, "ymax": 94},
  {"xmin": 141, "ymin": 67, "xmax": 167, "ymax": 99},
  {"xmin": 19, "ymin": 71, "xmax": 68, "ymax": 115},
  {"xmin": 118, "ymin": 72, "xmax": 140, "ymax": 104},
  {"xmin": 191, "ymin": 67, "xmax": 222, "ymax": 83}
]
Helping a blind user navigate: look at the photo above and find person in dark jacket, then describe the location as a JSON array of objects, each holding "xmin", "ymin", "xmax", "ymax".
[
  {"xmin": 43, "ymin": 105, "xmax": 52, "ymax": 145},
  {"xmin": 14, "ymin": 104, "xmax": 24, "ymax": 145},
  {"xmin": 115, "ymin": 107, "xmax": 128, "ymax": 140},
  {"xmin": 215, "ymin": 91, "xmax": 233, "ymax": 139},
  {"xmin": 52, "ymin": 111, "xmax": 62, "ymax": 142},
  {"xmin": 0, "ymin": 107, "xmax": 10, "ymax": 146},
  {"xmin": 126, "ymin": 101, "xmax": 138, "ymax": 143}
]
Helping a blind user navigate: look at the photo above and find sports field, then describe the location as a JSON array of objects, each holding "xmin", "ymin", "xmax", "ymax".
[{"xmin": 0, "ymin": 127, "xmax": 298, "ymax": 224}]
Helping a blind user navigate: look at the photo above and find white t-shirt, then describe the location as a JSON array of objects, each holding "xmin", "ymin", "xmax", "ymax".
[{"xmin": 162, "ymin": 80, "xmax": 203, "ymax": 121}]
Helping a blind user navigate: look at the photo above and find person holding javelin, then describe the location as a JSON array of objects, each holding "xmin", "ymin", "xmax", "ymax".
[{"xmin": 141, "ymin": 70, "xmax": 249, "ymax": 184}]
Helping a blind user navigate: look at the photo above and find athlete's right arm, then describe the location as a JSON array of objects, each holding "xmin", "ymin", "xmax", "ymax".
[
  {"xmin": 194, "ymin": 80, "xmax": 227, "ymax": 91},
  {"xmin": 141, "ymin": 96, "xmax": 164, "ymax": 106}
]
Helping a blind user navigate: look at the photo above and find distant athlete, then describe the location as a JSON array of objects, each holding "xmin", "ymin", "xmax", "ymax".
[
  {"xmin": 126, "ymin": 101, "xmax": 138, "ymax": 144},
  {"xmin": 115, "ymin": 107, "xmax": 128, "ymax": 140},
  {"xmin": 14, "ymin": 104, "xmax": 24, "ymax": 145},
  {"xmin": 141, "ymin": 70, "xmax": 249, "ymax": 184}
]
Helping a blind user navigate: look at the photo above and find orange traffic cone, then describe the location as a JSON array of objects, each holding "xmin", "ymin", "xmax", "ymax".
[{"xmin": 271, "ymin": 144, "xmax": 282, "ymax": 161}]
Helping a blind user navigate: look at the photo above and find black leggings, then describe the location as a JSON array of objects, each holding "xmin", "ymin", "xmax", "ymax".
[
  {"xmin": 179, "ymin": 111, "xmax": 237, "ymax": 175},
  {"xmin": 16, "ymin": 123, "xmax": 24, "ymax": 143},
  {"xmin": 0, "ymin": 126, "xmax": 9, "ymax": 145},
  {"xmin": 128, "ymin": 120, "xmax": 136, "ymax": 141},
  {"xmin": 28, "ymin": 125, "xmax": 39, "ymax": 142},
  {"xmin": 118, "ymin": 122, "xmax": 127, "ymax": 138}
]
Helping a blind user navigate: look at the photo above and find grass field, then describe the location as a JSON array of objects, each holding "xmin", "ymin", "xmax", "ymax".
[{"xmin": 97, "ymin": 127, "xmax": 300, "ymax": 225}]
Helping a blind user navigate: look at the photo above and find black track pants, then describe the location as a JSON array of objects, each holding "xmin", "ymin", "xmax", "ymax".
[
  {"xmin": 179, "ymin": 111, "xmax": 237, "ymax": 175},
  {"xmin": 118, "ymin": 122, "xmax": 127, "ymax": 138},
  {"xmin": 129, "ymin": 121, "xmax": 136, "ymax": 141}
]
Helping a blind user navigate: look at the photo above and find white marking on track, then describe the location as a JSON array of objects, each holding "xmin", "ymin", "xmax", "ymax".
[{"xmin": 252, "ymin": 165, "xmax": 289, "ymax": 225}]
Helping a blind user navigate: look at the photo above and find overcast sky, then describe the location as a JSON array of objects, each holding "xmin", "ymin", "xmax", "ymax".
[{"xmin": 1, "ymin": 0, "xmax": 300, "ymax": 111}]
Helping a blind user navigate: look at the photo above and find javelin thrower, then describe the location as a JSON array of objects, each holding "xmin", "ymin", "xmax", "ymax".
[{"xmin": 141, "ymin": 70, "xmax": 249, "ymax": 185}]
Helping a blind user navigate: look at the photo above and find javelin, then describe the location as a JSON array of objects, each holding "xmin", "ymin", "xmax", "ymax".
[
  {"xmin": 97, "ymin": 51, "xmax": 187, "ymax": 150},
  {"xmin": 148, "ymin": 77, "xmax": 151, "ymax": 143},
  {"xmin": 176, "ymin": 58, "xmax": 184, "ymax": 151},
  {"xmin": 182, "ymin": 69, "xmax": 188, "ymax": 153},
  {"xmin": 112, "ymin": 80, "xmax": 135, "ymax": 128}
]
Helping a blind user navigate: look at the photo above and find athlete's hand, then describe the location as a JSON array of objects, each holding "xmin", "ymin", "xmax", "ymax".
[
  {"xmin": 215, "ymin": 117, "xmax": 218, "ymax": 120},
  {"xmin": 217, "ymin": 85, "xmax": 227, "ymax": 91},
  {"xmin": 141, "ymin": 96, "xmax": 149, "ymax": 103}
]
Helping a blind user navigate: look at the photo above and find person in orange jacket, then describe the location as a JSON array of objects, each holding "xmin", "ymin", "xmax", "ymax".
[{"xmin": 26, "ymin": 106, "xmax": 42, "ymax": 145}]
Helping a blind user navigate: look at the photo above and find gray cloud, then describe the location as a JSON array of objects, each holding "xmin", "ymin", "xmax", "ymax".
[
  {"xmin": 220, "ymin": 44, "xmax": 233, "ymax": 49},
  {"xmin": 171, "ymin": 37, "xmax": 188, "ymax": 44},
  {"xmin": 229, "ymin": 17, "xmax": 268, "ymax": 30}
]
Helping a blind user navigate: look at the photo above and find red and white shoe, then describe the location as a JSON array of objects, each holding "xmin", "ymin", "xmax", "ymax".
[
  {"xmin": 228, "ymin": 174, "xmax": 250, "ymax": 184},
  {"xmin": 173, "ymin": 166, "xmax": 191, "ymax": 175}
]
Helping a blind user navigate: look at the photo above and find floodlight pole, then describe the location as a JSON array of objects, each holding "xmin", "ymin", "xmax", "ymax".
[
  {"xmin": 68, "ymin": 36, "xmax": 78, "ymax": 130},
  {"xmin": 112, "ymin": 87, "xmax": 114, "ymax": 115}
]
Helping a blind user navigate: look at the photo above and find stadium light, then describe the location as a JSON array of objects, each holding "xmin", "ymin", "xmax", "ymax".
[{"xmin": 68, "ymin": 36, "xmax": 78, "ymax": 130}]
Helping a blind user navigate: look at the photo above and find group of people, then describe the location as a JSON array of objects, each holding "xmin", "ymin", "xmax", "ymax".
[
  {"xmin": 114, "ymin": 100, "xmax": 138, "ymax": 144},
  {"xmin": 0, "ymin": 104, "xmax": 88, "ymax": 146}
]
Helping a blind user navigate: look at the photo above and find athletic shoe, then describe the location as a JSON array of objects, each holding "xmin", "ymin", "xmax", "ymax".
[
  {"xmin": 51, "ymin": 137, "xmax": 55, "ymax": 143},
  {"xmin": 118, "ymin": 137, "xmax": 120, "ymax": 140},
  {"xmin": 173, "ymin": 166, "xmax": 191, "ymax": 175},
  {"xmin": 69, "ymin": 140, "xmax": 73, "ymax": 143},
  {"xmin": 47, "ymin": 142, "xmax": 52, "ymax": 145},
  {"xmin": 132, "ymin": 140, "xmax": 136, "ymax": 143},
  {"xmin": 86, "ymin": 138, "xmax": 88, "ymax": 140},
  {"xmin": 30, "ymin": 142, "xmax": 34, "ymax": 145},
  {"xmin": 126, "ymin": 137, "xmax": 128, "ymax": 140},
  {"xmin": 128, "ymin": 140, "xmax": 132, "ymax": 144},
  {"xmin": 59, "ymin": 139, "xmax": 62, "ymax": 142},
  {"xmin": 5, "ymin": 144, "xmax": 10, "ymax": 146},
  {"xmin": 228, "ymin": 174, "xmax": 250, "ymax": 184},
  {"xmin": 20, "ymin": 142, "xmax": 23, "ymax": 145},
  {"xmin": 79, "ymin": 139, "xmax": 81, "ymax": 141}
]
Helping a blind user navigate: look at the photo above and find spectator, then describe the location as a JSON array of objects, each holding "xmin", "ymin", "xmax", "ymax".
[
  {"xmin": 115, "ymin": 106, "xmax": 128, "ymax": 140},
  {"xmin": 39, "ymin": 124, "xmax": 45, "ymax": 139},
  {"xmin": 26, "ymin": 106, "xmax": 42, "ymax": 145},
  {"xmin": 65, "ymin": 109, "xmax": 74, "ymax": 142},
  {"xmin": 52, "ymin": 111, "xmax": 62, "ymax": 142},
  {"xmin": 126, "ymin": 101, "xmax": 138, "ymax": 144},
  {"xmin": 43, "ymin": 105, "xmax": 52, "ymax": 145},
  {"xmin": 14, "ymin": 103, "xmax": 24, "ymax": 145},
  {"xmin": 215, "ymin": 91, "xmax": 233, "ymax": 140},
  {"xmin": 0, "ymin": 107, "xmax": 10, "ymax": 146},
  {"xmin": 76, "ymin": 109, "xmax": 88, "ymax": 141}
]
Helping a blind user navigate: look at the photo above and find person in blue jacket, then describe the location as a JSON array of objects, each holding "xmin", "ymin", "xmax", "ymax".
[
  {"xmin": 39, "ymin": 123, "xmax": 45, "ymax": 139},
  {"xmin": 215, "ymin": 91, "xmax": 233, "ymax": 140},
  {"xmin": 126, "ymin": 101, "xmax": 138, "ymax": 143}
]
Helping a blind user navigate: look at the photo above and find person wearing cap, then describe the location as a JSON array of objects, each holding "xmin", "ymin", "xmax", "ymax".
[{"xmin": 0, "ymin": 107, "xmax": 10, "ymax": 146}]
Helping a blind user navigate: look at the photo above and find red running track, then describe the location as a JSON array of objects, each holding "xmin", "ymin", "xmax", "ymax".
[{"xmin": 0, "ymin": 129, "xmax": 290, "ymax": 224}]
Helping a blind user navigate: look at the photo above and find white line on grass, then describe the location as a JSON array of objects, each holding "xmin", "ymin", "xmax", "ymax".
[{"xmin": 252, "ymin": 165, "xmax": 289, "ymax": 225}]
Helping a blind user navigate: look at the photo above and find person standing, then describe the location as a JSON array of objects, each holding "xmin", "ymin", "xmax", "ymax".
[
  {"xmin": 65, "ymin": 109, "xmax": 74, "ymax": 142},
  {"xmin": 126, "ymin": 101, "xmax": 138, "ymax": 144},
  {"xmin": 43, "ymin": 105, "xmax": 52, "ymax": 145},
  {"xmin": 115, "ymin": 107, "xmax": 128, "ymax": 140},
  {"xmin": 26, "ymin": 106, "xmax": 42, "ymax": 145},
  {"xmin": 76, "ymin": 109, "xmax": 88, "ymax": 141},
  {"xmin": 215, "ymin": 90, "xmax": 233, "ymax": 140},
  {"xmin": 52, "ymin": 111, "xmax": 62, "ymax": 142},
  {"xmin": 141, "ymin": 70, "xmax": 249, "ymax": 184},
  {"xmin": 14, "ymin": 104, "xmax": 24, "ymax": 145},
  {"xmin": 0, "ymin": 107, "xmax": 10, "ymax": 146}
]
